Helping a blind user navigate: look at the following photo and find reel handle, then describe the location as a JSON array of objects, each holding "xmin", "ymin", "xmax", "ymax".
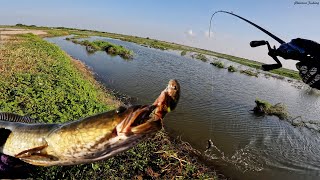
[{"xmin": 250, "ymin": 40, "xmax": 267, "ymax": 47}]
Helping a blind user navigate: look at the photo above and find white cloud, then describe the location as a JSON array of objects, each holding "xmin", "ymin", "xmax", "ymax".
[{"xmin": 186, "ymin": 29, "xmax": 195, "ymax": 37}]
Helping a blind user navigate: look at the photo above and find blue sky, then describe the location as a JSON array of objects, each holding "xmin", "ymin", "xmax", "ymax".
[{"xmin": 1, "ymin": 0, "xmax": 319, "ymax": 69}]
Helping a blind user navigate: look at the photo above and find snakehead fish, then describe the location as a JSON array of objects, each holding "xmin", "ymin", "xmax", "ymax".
[{"xmin": 0, "ymin": 79, "xmax": 180, "ymax": 166}]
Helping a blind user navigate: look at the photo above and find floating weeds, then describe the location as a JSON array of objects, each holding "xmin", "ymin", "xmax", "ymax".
[
  {"xmin": 253, "ymin": 99, "xmax": 320, "ymax": 133},
  {"xmin": 192, "ymin": 53, "xmax": 208, "ymax": 62},
  {"xmin": 210, "ymin": 61, "xmax": 224, "ymax": 68},
  {"xmin": 227, "ymin": 65, "xmax": 237, "ymax": 72},
  {"xmin": 252, "ymin": 98, "xmax": 289, "ymax": 120},
  {"xmin": 181, "ymin": 50, "xmax": 187, "ymax": 56},
  {"xmin": 240, "ymin": 69, "xmax": 258, "ymax": 77}
]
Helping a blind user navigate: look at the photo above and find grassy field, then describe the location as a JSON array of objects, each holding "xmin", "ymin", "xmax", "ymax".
[
  {"xmin": 0, "ymin": 33, "xmax": 222, "ymax": 179},
  {"xmin": 0, "ymin": 33, "xmax": 116, "ymax": 122},
  {"xmin": 1, "ymin": 24, "xmax": 300, "ymax": 80}
]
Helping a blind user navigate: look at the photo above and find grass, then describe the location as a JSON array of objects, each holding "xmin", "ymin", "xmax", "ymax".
[
  {"xmin": 181, "ymin": 50, "xmax": 187, "ymax": 56},
  {"xmin": 0, "ymin": 34, "xmax": 115, "ymax": 123},
  {"xmin": 69, "ymin": 39, "xmax": 134, "ymax": 59},
  {"xmin": 30, "ymin": 130, "xmax": 221, "ymax": 179},
  {"xmin": 0, "ymin": 33, "xmax": 222, "ymax": 179},
  {"xmin": 65, "ymin": 34, "xmax": 89, "ymax": 40},
  {"xmin": 210, "ymin": 61, "xmax": 224, "ymax": 68},
  {"xmin": 253, "ymin": 99, "xmax": 289, "ymax": 120}
]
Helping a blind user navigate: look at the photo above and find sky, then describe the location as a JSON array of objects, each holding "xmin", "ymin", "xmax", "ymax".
[{"xmin": 1, "ymin": 0, "xmax": 319, "ymax": 70}]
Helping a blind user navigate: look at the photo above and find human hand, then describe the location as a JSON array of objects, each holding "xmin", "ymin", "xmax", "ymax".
[{"xmin": 0, "ymin": 153, "xmax": 33, "ymax": 178}]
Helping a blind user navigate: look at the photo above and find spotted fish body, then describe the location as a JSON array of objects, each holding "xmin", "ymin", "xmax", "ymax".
[{"xmin": 0, "ymin": 80, "xmax": 180, "ymax": 166}]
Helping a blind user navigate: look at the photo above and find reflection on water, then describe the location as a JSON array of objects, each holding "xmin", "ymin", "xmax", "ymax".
[{"xmin": 46, "ymin": 36, "xmax": 320, "ymax": 180}]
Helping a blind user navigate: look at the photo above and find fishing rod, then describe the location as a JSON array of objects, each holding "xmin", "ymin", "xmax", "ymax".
[
  {"xmin": 209, "ymin": 10, "xmax": 285, "ymax": 44},
  {"xmin": 209, "ymin": 10, "xmax": 310, "ymax": 71}
]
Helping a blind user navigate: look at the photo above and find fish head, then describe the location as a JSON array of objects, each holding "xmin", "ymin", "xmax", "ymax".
[
  {"xmin": 165, "ymin": 79, "xmax": 180, "ymax": 111},
  {"xmin": 115, "ymin": 79, "xmax": 180, "ymax": 136},
  {"xmin": 112, "ymin": 79, "xmax": 181, "ymax": 137}
]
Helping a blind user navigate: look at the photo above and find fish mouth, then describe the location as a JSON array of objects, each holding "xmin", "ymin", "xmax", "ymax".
[
  {"xmin": 116, "ymin": 105, "xmax": 162, "ymax": 135},
  {"xmin": 116, "ymin": 79, "xmax": 180, "ymax": 135}
]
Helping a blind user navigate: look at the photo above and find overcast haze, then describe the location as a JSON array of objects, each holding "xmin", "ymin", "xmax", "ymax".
[{"xmin": 1, "ymin": 0, "xmax": 319, "ymax": 70}]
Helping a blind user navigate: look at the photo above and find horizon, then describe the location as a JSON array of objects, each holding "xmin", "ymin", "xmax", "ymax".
[{"xmin": 1, "ymin": 0, "xmax": 319, "ymax": 70}]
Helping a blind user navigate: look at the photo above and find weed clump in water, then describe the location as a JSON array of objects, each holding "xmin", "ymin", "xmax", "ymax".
[
  {"xmin": 240, "ymin": 69, "xmax": 258, "ymax": 77},
  {"xmin": 181, "ymin": 50, "xmax": 187, "ymax": 56},
  {"xmin": 227, "ymin": 65, "xmax": 237, "ymax": 72},
  {"xmin": 192, "ymin": 53, "xmax": 208, "ymax": 62},
  {"xmin": 210, "ymin": 61, "xmax": 224, "ymax": 68},
  {"xmin": 70, "ymin": 39, "xmax": 134, "ymax": 59},
  {"xmin": 253, "ymin": 99, "xmax": 289, "ymax": 120}
]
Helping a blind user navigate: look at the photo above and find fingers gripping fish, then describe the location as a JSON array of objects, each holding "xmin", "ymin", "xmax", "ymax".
[{"xmin": 0, "ymin": 79, "xmax": 180, "ymax": 166}]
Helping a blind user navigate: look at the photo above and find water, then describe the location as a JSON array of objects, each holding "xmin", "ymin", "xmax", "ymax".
[{"xmin": 46, "ymin": 36, "xmax": 320, "ymax": 180}]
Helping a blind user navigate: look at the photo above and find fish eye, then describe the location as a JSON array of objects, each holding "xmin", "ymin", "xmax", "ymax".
[
  {"xmin": 169, "ymin": 84, "xmax": 177, "ymax": 90},
  {"xmin": 116, "ymin": 106, "xmax": 127, "ymax": 114}
]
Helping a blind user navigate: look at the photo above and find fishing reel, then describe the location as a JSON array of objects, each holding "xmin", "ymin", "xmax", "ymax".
[
  {"xmin": 250, "ymin": 39, "xmax": 311, "ymax": 71},
  {"xmin": 250, "ymin": 40, "xmax": 282, "ymax": 71},
  {"xmin": 210, "ymin": 11, "xmax": 314, "ymax": 71},
  {"xmin": 210, "ymin": 10, "xmax": 320, "ymax": 89}
]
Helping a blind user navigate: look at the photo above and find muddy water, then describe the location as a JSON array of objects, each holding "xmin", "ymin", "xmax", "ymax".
[{"xmin": 46, "ymin": 36, "xmax": 320, "ymax": 180}]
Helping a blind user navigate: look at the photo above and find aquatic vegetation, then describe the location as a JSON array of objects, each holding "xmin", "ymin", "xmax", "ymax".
[
  {"xmin": 193, "ymin": 53, "xmax": 208, "ymax": 62},
  {"xmin": 210, "ymin": 61, "xmax": 224, "ymax": 68},
  {"xmin": 227, "ymin": 65, "xmax": 237, "ymax": 72},
  {"xmin": 181, "ymin": 50, "xmax": 187, "ymax": 56},
  {"xmin": 240, "ymin": 69, "xmax": 258, "ymax": 77},
  {"xmin": 70, "ymin": 39, "xmax": 134, "ymax": 59},
  {"xmin": 253, "ymin": 99, "xmax": 289, "ymax": 120}
]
